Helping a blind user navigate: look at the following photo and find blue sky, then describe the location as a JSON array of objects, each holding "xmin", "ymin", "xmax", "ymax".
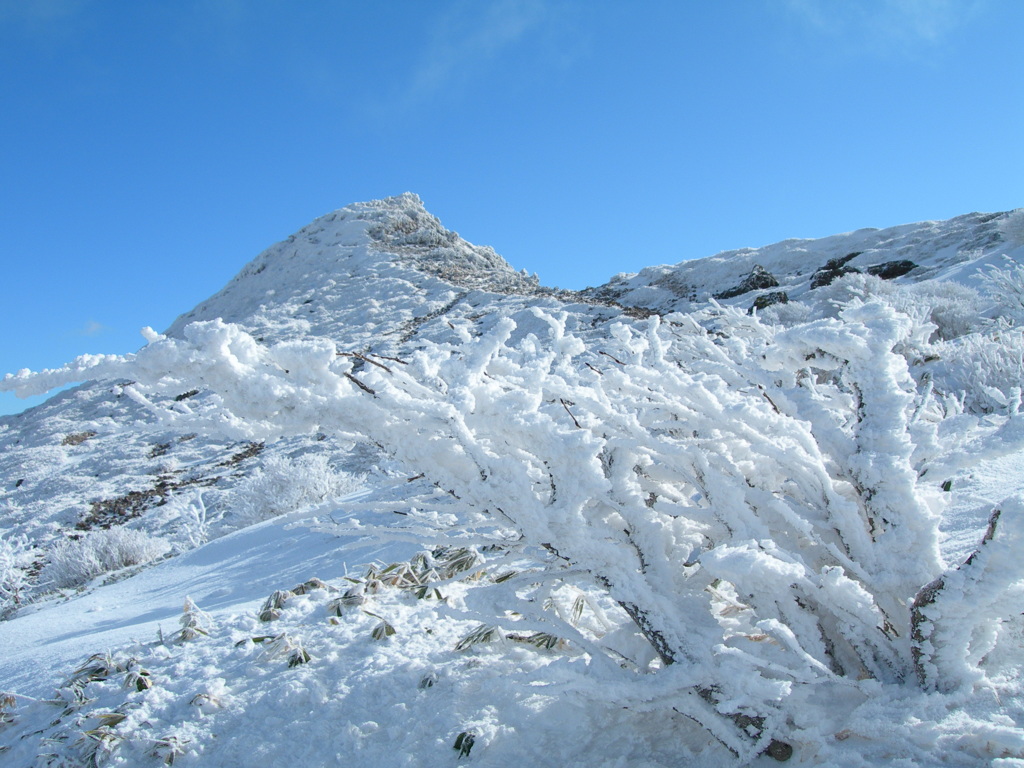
[{"xmin": 2, "ymin": 0, "xmax": 1022, "ymax": 415}]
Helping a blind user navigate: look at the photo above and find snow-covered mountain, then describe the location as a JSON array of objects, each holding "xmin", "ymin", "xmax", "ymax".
[
  {"xmin": 2, "ymin": 195, "xmax": 1024, "ymax": 767},
  {"xmin": 590, "ymin": 209, "xmax": 1013, "ymax": 314}
]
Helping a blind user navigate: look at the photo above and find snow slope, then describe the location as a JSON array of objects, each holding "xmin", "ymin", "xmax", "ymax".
[
  {"xmin": 0, "ymin": 500, "xmax": 398, "ymax": 699},
  {"xmin": 0, "ymin": 512, "xmax": 733, "ymax": 768}
]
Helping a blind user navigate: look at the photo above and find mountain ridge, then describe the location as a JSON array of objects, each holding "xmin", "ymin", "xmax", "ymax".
[
  {"xmin": 588, "ymin": 209, "xmax": 1019, "ymax": 314},
  {"xmin": 166, "ymin": 194, "xmax": 1024, "ymax": 346}
]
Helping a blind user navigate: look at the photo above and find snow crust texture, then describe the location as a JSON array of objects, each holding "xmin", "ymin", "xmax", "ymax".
[{"xmin": 2, "ymin": 197, "xmax": 1024, "ymax": 767}]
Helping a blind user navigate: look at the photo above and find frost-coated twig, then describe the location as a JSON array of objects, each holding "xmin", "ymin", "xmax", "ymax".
[
  {"xmin": 911, "ymin": 494, "xmax": 1024, "ymax": 691},
  {"xmin": 344, "ymin": 372, "xmax": 376, "ymax": 395}
]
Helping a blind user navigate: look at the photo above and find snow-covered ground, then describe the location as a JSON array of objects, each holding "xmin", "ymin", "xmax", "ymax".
[
  {"xmin": 0, "ymin": 501, "xmax": 394, "ymax": 698},
  {"xmin": 5, "ymin": 491, "xmax": 1022, "ymax": 767},
  {"xmin": 0, "ymin": 511, "xmax": 732, "ymax": 767},
  {"xmin": 3, "ymin": 195, "xmax": 1024, "ymax": 766}
]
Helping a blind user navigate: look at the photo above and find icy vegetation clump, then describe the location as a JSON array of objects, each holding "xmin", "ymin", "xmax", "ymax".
[
  {"xmin": 929, "ymin": 328, "xmax": 1024, "ymax": 413},
  {"xmin": 979, "ymin": 255, "xmax": 1024, "ymax": 325},
  {"xmin": 226, "ymin": 453, "xmax": 363, "ymax": 524},
  {"xmin": 0, "ymin": 533, "xmax": 32, "ymax": 616},
  {"xmin": 790, "ymin": 272, "xmax": 987, "ymax": 340},
  {"xmin": 41, "ymin": 527, "xmax": 171, "ymax": 589}
]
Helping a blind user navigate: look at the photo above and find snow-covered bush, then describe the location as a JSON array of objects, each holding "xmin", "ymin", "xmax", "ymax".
[
  {"xmin": 0, "ymin": 533, "xmax": 33, "ymax": 616},
  {"xmin": 169, "ymin": 490, "xmax": 212, "ymax": 549},
  {"xmin": 756, "ymin": 296, "xmax": 811, "ymax": 326},
  {"xmin": 811, "ymin": 272, "xmax": 985, "ymax": 340},
  {"xmin": 177, "ymin": 596, "xmax": 213, "ymax": 642},
  {"xmin": 226, "ymin": 453, "xmax": 362, "ymax": 525},
  {"xmin": 911, "ymin": 494, "xmax": 1024, "ymax": 692},
  {"xmin": 929, "ymin": 327, "xmax": 1024, "ymax": 414},
  {"xmin": 811, "ymin": 272, "xmax": 897, "ymax": 313},
  {"xmin": 41, "ymin": 527, "xmax": 171, "ymax": 590},
  {"xmin": 5, "ymin": 305, "xmax": 1022, "ymax": 760},
  {"xmin": 795, "ymin": 266, "xmax": 1021, "ymax": 413},
  {"xmin": 898, "ymin": 280, "xmax": 987, "ymax": 340},
  {"xmin": 979, "ymin": 256, "xmax": 1024, "ymax": 325}
]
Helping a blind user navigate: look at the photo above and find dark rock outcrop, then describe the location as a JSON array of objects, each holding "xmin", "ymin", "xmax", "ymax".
[
  {"xmin": 749, "ymin": 291, "xmax": 789, "ymax": 314},
  {"xmin": 810, "ymin": 253, "xmax": 862, "ymax": 289},
  {"xmin": 715, "ymin": 265, "xmax": 779, "ymax": 300},
  {"xmin": 866, "ymin": 260, "xmax": 918, "ymax": 280}
]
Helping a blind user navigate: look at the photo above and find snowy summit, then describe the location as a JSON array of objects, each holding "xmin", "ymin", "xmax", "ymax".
[{"xmin": 2, "ymin": 196, "xmax": 1024, "ymax": 767}]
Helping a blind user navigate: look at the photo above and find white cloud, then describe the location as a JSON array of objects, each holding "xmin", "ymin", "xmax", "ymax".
[
  {"xmin": 0, "ymin": 0, "xmax": 88, "ymax": 33},
  {"xmin": 0, "ymin": 0, "xmax": 97, "ymax": 63},
  {"xmin": 414, "ymin": 1, "xmax": 542, "ymax": 92},
  {"xmin": 395, "ymin": 0, "xmax": 555, "ymax": 109},
  {"xmin": 783, "ymin": 0, "xmax": 986, "ymax": 55},
  {"xmin": 77, "ymin": 320, "xmax": 107, "ymax": 337}
]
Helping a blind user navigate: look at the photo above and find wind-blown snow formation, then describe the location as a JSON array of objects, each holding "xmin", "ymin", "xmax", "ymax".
[{"xmin": 2, "ymin": 195, "xmax": 1024, "ymax": 767}]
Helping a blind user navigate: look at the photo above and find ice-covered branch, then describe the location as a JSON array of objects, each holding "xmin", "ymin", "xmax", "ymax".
[{"xmin": 911, "ymin": 493, "xmax": 1024, "ymax": 692}]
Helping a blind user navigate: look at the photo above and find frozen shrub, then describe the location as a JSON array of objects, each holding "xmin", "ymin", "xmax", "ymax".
[
  {"xmin": 930, "ymin": 327, "xmax": 1024, "ymax": 413},
  {"xmin": 979, "ymin": 256, "xmax": 1024, "ymax": 325},
  {"xmin": 41, "ymin": 527, "xmax": 171, "ymax": 589},
  {"xmin": 226, "ymin": 453, "xmax": 362, "ymax": 525},
  {"xmin": 758, "ymin": 297, "xmax": 811, "ymax": 326},
  {"xmin": 912, "ymin": 495, "xmax": 1024, "ymax": 692},
  {"xmin": 177, "ymin": 596, "xmax": 213, "ymax": 642},
  {"xmin": 918, "ymin": 278, "xmax": 980, "ymax": 339},
  {"xmin": 171, "ymin": 491, "xmax": 212, "ymax": 549},
  {"xmin": 897, "ymin": 280, "xmax": 986, "ymax": 340},
  {"xmin": 808, "ymin": 273, "xmax": 899, "ymax": 323},
  {"xmin": 0, "ymin": 533, "xmax": 33, "ymax": 616},
  {"xmin": 811, "ymin": 273, "xmax": 985, "ymax": 340}
]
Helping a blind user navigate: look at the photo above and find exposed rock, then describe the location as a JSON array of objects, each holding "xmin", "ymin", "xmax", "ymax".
[
  {"xmin": 810, "ymin": 253, "xmax": 862, "ymax": 289},
  {"xmin": 366, "ymin": 194, "xmax": 543, "ymax": 295},
  {"xmin": 62, "ymin": 431, "xmax": 97, "ymax": 446},
  {"xmin": 866, "ymin": 259, "xmax": 918, "ymax": 280},
  {"xmin": 766, "ymin": 739, "xmax": 794, "ymax": 762},
  {"xmin": 749, "ymin": 291, "xmax": 789, "ymax": 314},
  {"xmin": 714, "ymin": 265, "xmax": 779, "ymax": 300}
]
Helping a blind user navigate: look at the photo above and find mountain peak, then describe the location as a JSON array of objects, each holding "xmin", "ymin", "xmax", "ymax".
[
  {"xmin": 165, "ymin": 194, "xmax": 541, "ymax": 342},
  {"xmin": 353, "ymin": 190, "xmax": 427, "ymax": 214},
  {"xmin": 361, "ymin": 196, "xmax": 540, "ymax": 293}
]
